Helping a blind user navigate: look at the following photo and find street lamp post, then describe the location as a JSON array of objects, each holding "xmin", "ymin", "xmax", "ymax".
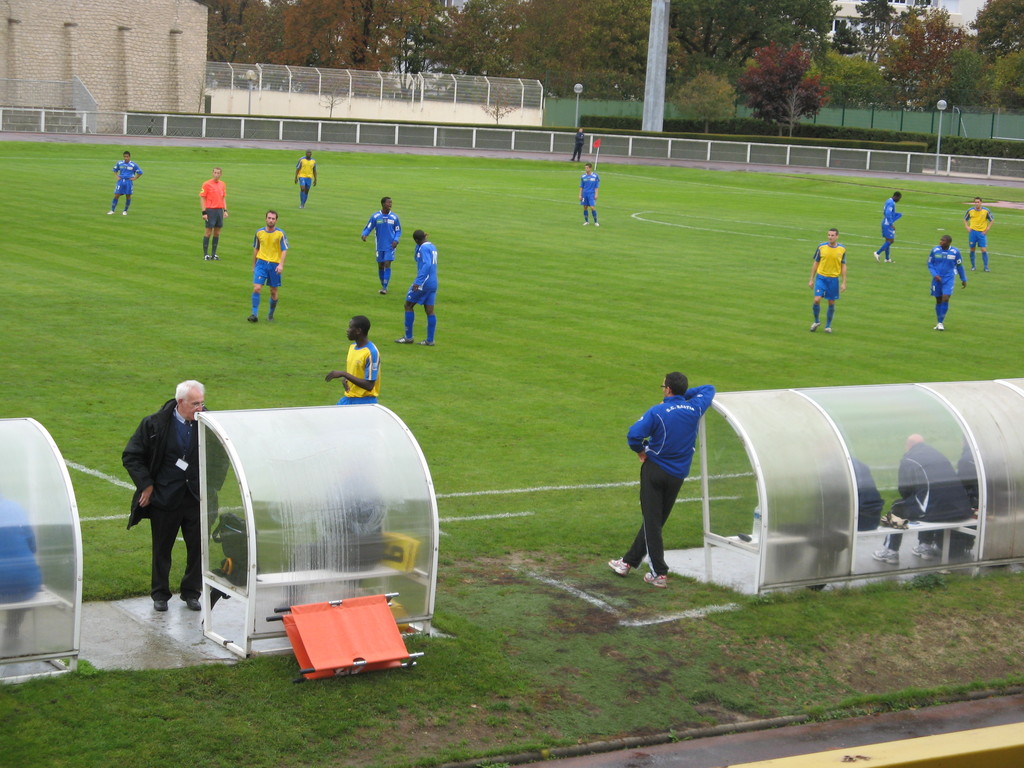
[
  {"xmin": 245, "ymin": 69, "xmax": 257, "ymax": 115},
  {"xmin": 935, "ymin": 99, "xmax": 947, "ymax": 175},
  {"xmin": 573, "ymin": 83, "xmax": 583, "ymax": 127}
]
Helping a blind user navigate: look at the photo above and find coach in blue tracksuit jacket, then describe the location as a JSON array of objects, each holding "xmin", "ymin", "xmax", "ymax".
[{"xmin": 609, "ymin": 373, "xmax": 715, "ymax": 587}]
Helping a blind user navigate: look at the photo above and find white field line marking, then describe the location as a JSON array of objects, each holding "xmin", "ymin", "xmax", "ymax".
[
  {"xmin": 440, "ymin": 511, "xmax": 535, "ymax": 522},
  {"xmin": 524, "ymin": 571, "xmax": 740, "ymax": 626},
  {"xmin": 65, "ymin": 461, "xmax": 134, "ymax": 489},
  {"xmin": 437, "ymin": 473, "xmax": 751, "ymax": 499}
]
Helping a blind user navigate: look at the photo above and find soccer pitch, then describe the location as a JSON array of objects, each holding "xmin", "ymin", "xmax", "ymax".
[
  {"xmin": 3, "ymin": 139, "xmax": 1024, "ymax": 768},
  {"xmin": 4, "ymin": 139, "xmax": 1024, "ymax": 596}
]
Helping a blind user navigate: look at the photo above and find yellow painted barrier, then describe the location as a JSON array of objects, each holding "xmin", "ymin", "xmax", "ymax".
[{"xmin": 727, "ymin": 722, "xmax": 1024, "ymax": 767}]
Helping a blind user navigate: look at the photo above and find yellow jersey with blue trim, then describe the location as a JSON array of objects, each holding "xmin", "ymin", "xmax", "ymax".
[
  {"xmin": 346, "ymin": 342, "xmax": 380, "ymax": 398},
  {"xmin": 253, "ymin": 227, "xmax": 289, "ymax": 264},
  {"xmin": 296, "ymin": 157, "xmax": 316, "ymax": 179},
  {"xmin": 964, "ymin": 207, "xmax": 992, "ymax": 232},
  {"xmin": 813, "ymin": 242, "xmax": 846, "ymax": 278}
]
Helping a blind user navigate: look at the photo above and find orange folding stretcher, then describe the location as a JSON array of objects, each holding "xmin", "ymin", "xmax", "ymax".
[{"xmin": 268, "ymin": 593, "xmax": 423, "ymax": 682}]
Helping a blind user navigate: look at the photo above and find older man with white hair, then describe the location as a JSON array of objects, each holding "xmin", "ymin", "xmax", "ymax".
[{"xmin": 122, "ymin": 380, "xmax": 208, "ymax": 612}]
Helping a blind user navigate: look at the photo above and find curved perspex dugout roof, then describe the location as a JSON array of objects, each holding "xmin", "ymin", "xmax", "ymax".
[
  {"xmin": 197, "ymin": 405, "xmax": 438, "ymax": 657},
  {"xmin": 699, "ymin": 380, "xmax": 1024, "ymax": 593},
  {"xmin": 0, "ymin": 418, "xmax": 82, "ymax": 682}
]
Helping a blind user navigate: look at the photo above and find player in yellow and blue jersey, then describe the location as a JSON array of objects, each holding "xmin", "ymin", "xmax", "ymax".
[
  {"xmin": 928, "ymin": 234, "xmax": 967, "ymax": 331},
  {"xmin": 108, "ymin": 151, "xmax": 142, "ymax": 215},
  {"xmin": 325, "ymin": 315, "xmax": 381, "ymax": 404},
  {"xmin": 579, "ymin": 163, "xmax": 600, "ymax": 226},
  {"xmin": 964, "ymin": 197, "xmax": 994, "ymax": 272},
  {"xmin": 873, "ymin": 191, "xmax": 902, "ymax": 263},
  {"xmin": 248, "ymin": 210, "xmax": 289, "ymax": 323},
  {"xmin": 294, "ymin": 150, "xmax": 317, "ymax": 208},
  {"xmin": 808, "ymin": 228, "xmax": 847, "ymax": 333},
  {"xmin": 361, "ymin": 196, "xmax": 401, "ymax": 294}
]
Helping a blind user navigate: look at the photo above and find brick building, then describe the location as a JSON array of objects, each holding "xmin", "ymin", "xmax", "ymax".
[{"xmin": 1, "ymin": 0, "xmax": 208, "ymax": 113}]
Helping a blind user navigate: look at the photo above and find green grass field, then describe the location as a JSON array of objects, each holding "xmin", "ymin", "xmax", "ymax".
[{"xmin": 2, "ymin": 140, "xmax": 1024, "ymax": 767}]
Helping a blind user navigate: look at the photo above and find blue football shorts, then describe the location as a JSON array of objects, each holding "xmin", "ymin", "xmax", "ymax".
[
  {"xmin": 580, "ymin": 194, "xmax": 596, "ymax": 207},
  {"xmin": 114, "ymin": 179, "xmax": 134, "ymax": 195},
  {"xmin": 253, "ymin": 259, "xmax": 283, "ymax": 288},
  {"xmin": 298, "ymin": 178, "xmax": 312, "ymax": 190},
  {"xmin": 814, "ymin": 275, "xmax": 840, "ymax": 301},
  {"xmin": 968, "ymin": 230, "xmax": 987, "ymax": 248},
  {"xmin": 930, "ymin": 274, "xmax": 956, "ymax": 297},
  {"xmin": 882, "ymin": 224, "xmax": 896, "ymax": 240},
  {"xmin": 405, "ymin": 285, "xmax": 436, "ymax": 305},
  {"xmin": 376, "ymin": 249, "xmax": 395, "ymax": 264}
]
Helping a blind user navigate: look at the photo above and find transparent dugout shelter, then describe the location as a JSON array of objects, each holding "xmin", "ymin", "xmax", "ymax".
[
  {"xmin": 198, "ymin": 405, "xmax": 438, "ymax": 657},
  {"xmin": 699, "ymin": 380, "xmax": 1024, "ymax": 594},
  {"xmin": 0, "ymin": 418, "xmax": 82, "ymax": 683}
]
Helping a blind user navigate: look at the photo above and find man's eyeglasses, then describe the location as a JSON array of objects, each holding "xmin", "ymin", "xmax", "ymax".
[{"xmin": 188, "ymin": 401, "xmax": 205, "ymax": 408}]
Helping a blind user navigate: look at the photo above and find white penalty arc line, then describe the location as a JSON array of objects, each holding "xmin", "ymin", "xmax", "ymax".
[
  {"xmin": 524, "ymin": 571, "xmax": 740, "ymax": 626},
  {"xmin": 436, "ymin": 474, "xmax": 752, "ymax": 499}
]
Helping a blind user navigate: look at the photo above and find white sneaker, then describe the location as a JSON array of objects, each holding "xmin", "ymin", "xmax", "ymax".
[
  {"xmin": 809, "ymin": 322, "xmax": 821, "ymax": 332},
  {"xmin": 911, "ymin": 543, "xmax": 939, "ymax": 560},
  {"xmin": 582, "ymin": 221, "xmax": 589, "ymax": 226},
  {"xmin": 824, "ymin": 327, "xmax": 832, "ymax": 333},
  {"xmin": 607, "ymin": 558, "xmax": 631, "ymax": 577},
  {"xmin": 873, "ymin": 251, "xmax": 881, "ymax": 262},
  {"xmin": 594, "ymin": 222, "xmax": 600, "ymax": 227},
  {"xmin": 872, "ymin": 548, "xmax": 899, "ymax": 565},
  {"xmin": 934, "ymin": 322, "xmax": 945, "ymax": 331},
  {"xmin": 122, "ymin": 211, "xmax": 128, "ymax": 216},
  {"xmin": 107, "ymin": 210, "xmax": 114, "ymax": 215}
]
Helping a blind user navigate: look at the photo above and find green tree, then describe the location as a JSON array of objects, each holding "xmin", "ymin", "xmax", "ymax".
[
  {"xmin": 992, "ymin": 51, "xmax": 1024, "ymax": 108},
  {"xmin": 972, "ymin": 0, "xmax": 1024, "ymax": 58},
  {"xmin": 813, "ymin": 49, "xmax": 887, "ymax": 108},
  {"xmin": 945, "ymin": 49, "xmax": 991, "ymax": 106},
  {"xmin": 427, "ymin": 0, "xmax": 525, "ymax": 75},
  {"xmin": 880, "ymin": 9, "xmax": 966, "ymax": 108},
  {"xmin": 200, "ymin": 0, "xmax": 284, "ymax": 63},
  {"xmin": 671, "ymin": 72, "xmax": 736, "ymax": 132},
  {"xmin": 670, "ymin": 0, "xmax": 835, "ymax": 78},
  {"xmin": 830, "ymin": 20, "xmax": 862, "ymax": 57},
  {"xmin": 857, "ymin": 0, "xmax": 905, "ymax": 62},
  {"xmin": 738, "ymin": 43, "xmax": 828, "ymax": 136}
]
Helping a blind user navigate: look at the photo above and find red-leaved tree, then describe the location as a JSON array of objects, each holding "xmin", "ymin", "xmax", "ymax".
[{"xmin": 738, "ymin": 43, "xmax": 828, "ymax": 136}]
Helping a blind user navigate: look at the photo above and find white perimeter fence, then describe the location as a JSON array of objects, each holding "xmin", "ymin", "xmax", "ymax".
[{"xmin": 2, "ymin": 106, "xmax": 1023, "ymax": 181}]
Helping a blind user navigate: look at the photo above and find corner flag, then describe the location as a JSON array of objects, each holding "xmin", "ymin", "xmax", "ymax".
[{"xmin": 593, "ymin": 138, "xmax": 602, "ymax": 169}]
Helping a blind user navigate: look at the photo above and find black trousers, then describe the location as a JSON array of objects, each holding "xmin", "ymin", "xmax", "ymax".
[
  {"xmin": 623, "ymin": 459, "xmax": 685, "ymax": 576},
  {"xmin": 149, "ymin": 496, "xmax": 202, "ymax": 601},
  {"xmin": 571, "ymin": 143, "xmax": 583, "ymax": 161}
]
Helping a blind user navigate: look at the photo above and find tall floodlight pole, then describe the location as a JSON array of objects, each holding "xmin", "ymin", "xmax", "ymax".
[
  {"xmin": 935, "ymin": 99, "xmax": 947, "ymax": 175},
  {"xmin": 641, "ymin": 0, "xmax": 670, "ymax": 133},
  {"xmin": 574, "ymin": 83, "xmax": 583, "ymax": 126}
]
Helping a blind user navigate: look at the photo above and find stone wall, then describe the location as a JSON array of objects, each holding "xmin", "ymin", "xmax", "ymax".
[{"xmin": 1, "ymin": 0, "xmax": 207, "ymax": 113}]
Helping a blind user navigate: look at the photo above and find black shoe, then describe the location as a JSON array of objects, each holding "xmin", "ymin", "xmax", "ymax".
[
  {"xmin": 184, "ymin": 597, "xmax": 201, "ymax": 611},
  {"xmin": 210, "ymin": 254, "xmax": 220, "ymax": 261},
  {"xmin": 247, "ymin": 314, "xmax": 258, "ymax": 323},
  {"xmin": 210, "ymin": 589, "xmax": 230, "ymax": 609},
  {"xmin": 153, "ymin": 599, "xmax": 169, "ymax": 612}
]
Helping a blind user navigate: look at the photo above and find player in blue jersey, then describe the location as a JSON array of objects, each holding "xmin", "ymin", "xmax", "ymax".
[
  {"xmin": 964, "ymin": 197, "xmax": 994, "ymax": 272},
  {"xmin": 579, "ymin": 163, "xmax": 600, "ymax": 226},
  {"xmin": 325, "ymin": 315, "xmax": 381, "ymax": 404},
  {"xmin": 248, "ymin": 210, "xmax": 289, "ymax": 323},
  {"xmin": 361, "ymin": 197, "xmax": 401, "ymax": 294},
  {"xmin": 927, "ymin": 234, "xmax": 967, "ymax": 331},
  {"xmin": 873, "ymin": 191, "xmax": 902, "ymax": 263},
  {"xmin": 808, "ymin": 228, "xmax": 847, "ymax": 333},
  {"xmin": 395, "ymin": 230, "xmax": 438, "ymax": 346},
  {"xmin": 108, "ymin": 151, "xmax": 143, "ymax": 215},
  {"xmin": 294, "ymin": 150, "xmax": 317, "ymax": 208}
]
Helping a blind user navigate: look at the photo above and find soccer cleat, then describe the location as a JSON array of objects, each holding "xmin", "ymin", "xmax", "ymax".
[
  {"xmin": 824, "ymin": 327, "xmax": 832, "ymax": 333},
  {"xmin": 984, "ymin": 267, "xmax": 991, "ymax": 272},
  {"xmin": 210, "ymin": 254, "xmax": 220, "ymax": 261},
  {"xmin": 934, "ymin": 322, "xmax": 945, "ymax": 331},
  {"xmin": 107, "ymin": 210, "xmax": 115, "ymax": 215},
  {"xmin": 873, "ymin": 251, "xmax": 881, "ymax": 262},
  {"xmin": 608, "ymin": 558, "xmax": 631, "ymax": 577},
  {"xmin": 204, "ymin": 254, "xmax": 211, "ymax": 260},
  {"xmin": 122, "ymin": 211, "xmax": 128, "ymax": 216},
  {"xmin": 299, "ymin": 204, "xmax": 305, "ymax": 209},
  {"xmin": 595, "ymin": 222, "xmax": 600, "ymax": 227},
  {"xmin": 643, "ymin": 572, "xmax": 668, "ymax": 588},
  {"xmin": 809, "ymin": 322, "xmax": 821, "ymax": 332},
  {"xmin": 911, "ymin": 543, "xmax": 939, "ymax": 560},
  {"xmin": 267, "ymin": 316, "xmax": 274, "ymax": 322},
  {"xmin": 872, "ymin": 548, "xmax": 899, "ymax": 565},
  {"xmin": 418, "ymin": 341, "xmax": 435, "ymax": 346},
  {"xmin": 971, "ymin": 266, "xmax": 976, "ymax": 271},
  {"xmin": 247, "ymin": 314, "xmax": 258, "ymax": 323},
  {"xmin": 379, "ymin": 289, "xmax": 388, "ymax": 295},
  {"xmin": 884, "ymin": 258, "xmax": 894, "ymax": 263},
  {"xmin": 395, "ymin": 337, "xmax": 414, "ymax": 344},
  {"xmin": 582, "ymin": 221, "xmax": 589, "ymax": 226}
]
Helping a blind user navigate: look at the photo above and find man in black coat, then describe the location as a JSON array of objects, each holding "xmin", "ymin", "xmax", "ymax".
[{"xmin": 122, "ymin": 380, "xmax": 206, "ymax": 612}]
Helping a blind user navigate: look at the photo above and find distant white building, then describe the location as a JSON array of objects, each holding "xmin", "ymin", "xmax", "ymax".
[{"xmin": 833, "ymin": 0, "xmax": 988, "ymax": 33}]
